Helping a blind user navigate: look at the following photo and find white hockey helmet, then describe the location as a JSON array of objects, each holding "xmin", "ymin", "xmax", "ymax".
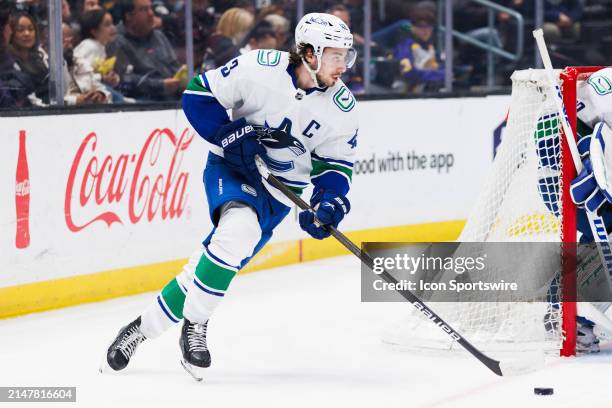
[{"xmin": 294, "ymin": 13, "xmax": 357, "ymax": 73}]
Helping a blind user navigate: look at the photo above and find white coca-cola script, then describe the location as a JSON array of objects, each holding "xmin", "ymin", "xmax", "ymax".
[{"xmin": 65, "ymin": 128, "xmax": 194, "ymax": 232}]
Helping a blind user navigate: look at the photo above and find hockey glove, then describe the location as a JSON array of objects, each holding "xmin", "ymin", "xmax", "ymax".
[
  {"xmin": 299, "ymin": 191, "xmax": 351, "ymax": 240},
  {"xmin": 215, "ymin": 118, "xmax": 266, "ymax": 175},
  {"xmin": 570, "ymin": 122, "xmax": 612, "ymax": 213}
]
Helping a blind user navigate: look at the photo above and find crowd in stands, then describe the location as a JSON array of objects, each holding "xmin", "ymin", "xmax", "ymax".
[{"xmin": 0, "ymin": 0, "xmax": 610, "ymax": 109}]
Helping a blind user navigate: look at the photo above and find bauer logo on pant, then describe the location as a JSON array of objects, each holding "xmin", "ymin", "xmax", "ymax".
[{"xmin": 241, "ymin": 184, "xmax": 257, "ymax": 197}]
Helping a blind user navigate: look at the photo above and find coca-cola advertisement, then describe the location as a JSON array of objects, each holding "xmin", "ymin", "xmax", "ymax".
[
  {"xmin": 64, "ymin": 127, "xmax": 194, "ymax": 232},
  {"xmin": 15, "ymin": 130, "xmax": 30, "ymax": 249},
  {"xmin": 1, "ymin": 111, "xmax": 216, "ymax": 287}
]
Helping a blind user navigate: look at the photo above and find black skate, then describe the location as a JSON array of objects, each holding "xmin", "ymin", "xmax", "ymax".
[
  {"xmin": 179, "ymin": 319, "xmax": 210, "ymax": 381},
  {"xmin": 104, "ymin": 317, "xmax": 147, "ymax": 371}
]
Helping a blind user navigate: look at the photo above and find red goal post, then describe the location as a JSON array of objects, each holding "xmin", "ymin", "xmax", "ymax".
[{"xmin": 559, "ymin": 66, "xmax": 605, "ymax": 356}]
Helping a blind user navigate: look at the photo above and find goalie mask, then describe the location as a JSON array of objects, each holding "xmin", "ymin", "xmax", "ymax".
[{"xmin": 294, "ymin": 13, "xmax": 357, "ymax": 83}]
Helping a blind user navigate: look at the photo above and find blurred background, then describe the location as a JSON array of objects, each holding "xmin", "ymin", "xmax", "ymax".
[{"xmin": 0, "ymin": 0, "xmax": 610, "ymax": 109}]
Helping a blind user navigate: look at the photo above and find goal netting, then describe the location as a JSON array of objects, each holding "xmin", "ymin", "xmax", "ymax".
[{"xmin": 382, "ymin": 67, "xmax": 603, "ymax": 356}]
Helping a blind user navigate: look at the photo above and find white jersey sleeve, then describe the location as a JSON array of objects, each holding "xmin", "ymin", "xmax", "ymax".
[
  {"xmin": 310, "ymin": 111, "xmax": 359, "ymax": 198},
  {"xmin": 201, "ymin": 53, "xmax": 263, "ymax": 115}
]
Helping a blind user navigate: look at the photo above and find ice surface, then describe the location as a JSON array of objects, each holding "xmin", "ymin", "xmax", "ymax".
[{"xmin": 1, "ymin": 255, "xmax": 611, "ymax": 408}]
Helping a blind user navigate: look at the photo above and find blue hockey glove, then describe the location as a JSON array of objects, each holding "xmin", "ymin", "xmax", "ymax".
[
  {"xmin": 570, "ymin": 122, "xmax": 612, "ymax": 213},
  {"xmin": 215, "ymin": 118, "xmax": 266, "ymax": 174},
  {"xmin": 299, "ymin": 191, "xmax": 351, "ymax": 240},
  {"xmin": 570, "ymin": 159, "xmax": 609, "ymax": 212}
]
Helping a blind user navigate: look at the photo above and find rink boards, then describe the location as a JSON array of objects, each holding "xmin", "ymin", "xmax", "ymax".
[{"xmin": 0, "ymin": 95, "xmax": 510, "ymax": 317}]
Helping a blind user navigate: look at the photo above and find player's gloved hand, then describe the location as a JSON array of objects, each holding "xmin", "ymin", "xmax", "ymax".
[
  {"xmin": 215, "ymin": 118, "xmax": 266, "ymax": 174},
  {"xmin": 577, "ymin": 134, "xmax": 591, "ymax": 159},
  {"xmin": 299, "ymin": 191, "xmax": 350, "ymax": 239},
  {"xmin": 570, "ymin": 122, "xmax": 612, "ymax": 213}
]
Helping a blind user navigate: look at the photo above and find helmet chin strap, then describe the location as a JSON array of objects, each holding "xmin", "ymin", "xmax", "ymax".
[{"xmin": 301, "ymin": 55, "xmax": 323, "ymax": 88}]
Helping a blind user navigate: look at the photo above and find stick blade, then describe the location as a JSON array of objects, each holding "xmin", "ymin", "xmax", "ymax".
[{"xmin": 498, "ymin": 351, "xmax": 545, "ymax": 376}]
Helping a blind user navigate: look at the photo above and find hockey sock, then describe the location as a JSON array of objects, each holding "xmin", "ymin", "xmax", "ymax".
[
  {"xmin": 183, "ymin": 246, "xmax": 238, "ymax": 322},
  {"xmin": 139, "ymin": 278, "xmax": 187, "ymax": 339},
  {"xmin": 183, "ymin": 203, "xmax": 261, "ymax": 322},
  {"xmin": 140, "ymin": 247, "xmax": 205, "ymax": 339}
]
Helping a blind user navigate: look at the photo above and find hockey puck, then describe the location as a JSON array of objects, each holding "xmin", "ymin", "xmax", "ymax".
[{"xmin": 534, "ymin": 388, "xmax": 554, "ymax": 396}]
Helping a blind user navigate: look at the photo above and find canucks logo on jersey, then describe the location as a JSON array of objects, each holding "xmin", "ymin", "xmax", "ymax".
[
  {"xmin": 333, "ymin": 86, "xmax": 355, "ymax": 112},
  {"xmin": 257, "ymin": 50, "xmax": 281, "ymax": 67},
  {"xmin": 259, "ymin": 119, "xmax": 306, "ymax": 157}
]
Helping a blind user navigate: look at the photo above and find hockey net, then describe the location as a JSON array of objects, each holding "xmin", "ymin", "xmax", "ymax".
[{"xmin": 383, "ymin": 67, "xmax": 603, "ymax": 356}]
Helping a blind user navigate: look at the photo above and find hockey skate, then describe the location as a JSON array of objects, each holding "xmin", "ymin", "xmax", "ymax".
[
  {"xmin": 101, "ymin": 316, "xmax": 147, "ymax": 372},
  {"xmin": 577, "ymin": 319, "xmax": 600, "ymax": 353},
  {"xmin": 179, "ymin": 319, "xmax": 211, "ymax": 381}
]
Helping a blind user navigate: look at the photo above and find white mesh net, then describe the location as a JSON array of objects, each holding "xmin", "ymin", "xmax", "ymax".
[{"xmin": 383, "ymin": 69, "xmax": 570, "ymax": 353}]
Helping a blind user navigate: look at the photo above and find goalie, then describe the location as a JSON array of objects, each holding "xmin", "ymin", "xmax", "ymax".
[{"xmin": 565, "ymin": 67, "xmax": 612, "ymax": 352}]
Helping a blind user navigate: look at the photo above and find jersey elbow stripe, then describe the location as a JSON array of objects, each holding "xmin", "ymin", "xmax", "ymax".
[
  {"xmin": 311, "ymin": 169, "xmax": 352, "ymax": 185},
  {"xmin": 185, "ymin": 75, "xmax": 214, "ymax": 97},
  {"xmin": 275, "ymin": 175, "xmax": 309, "ymax": 187},
  {"xmin": 311, "ymin": 153, "xmax": 353, "ymax": 169},
  {"xmin": 311, "ymin": 160, "xmax": 353, "ymax": 181},
  {"xmin": 200, "ymin": 73, "xmax": 212, "ymax": 93}
]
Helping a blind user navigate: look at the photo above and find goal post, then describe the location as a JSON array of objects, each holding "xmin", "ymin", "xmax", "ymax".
[{"xmin": 557, "ymin": 66, "xmax": 606, "ymax": 355}]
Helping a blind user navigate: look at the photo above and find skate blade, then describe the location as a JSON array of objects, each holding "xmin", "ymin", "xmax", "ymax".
[
  {"xmin": 180, "ymin": 358, "xmax": 204, "ymax": 382},
  {"xmin": 99, "ymin": 353, "xmax": 112, "ymax": 374}
]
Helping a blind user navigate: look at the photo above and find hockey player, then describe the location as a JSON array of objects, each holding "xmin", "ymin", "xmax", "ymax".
[
  {"xmin": 102, "ymin": 12, "xmax": 359, "ymax": 376},
  {"xmin": 567, "ymin": 67, "xmax": 612, "ymax": 352}
]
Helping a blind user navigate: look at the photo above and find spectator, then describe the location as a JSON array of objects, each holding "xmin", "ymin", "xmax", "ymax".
[
  {"xmin": 239, "ymin": 21, "xmax": 277, "ymax": 54},
  {"xmin": 62, "ymin": 0, "xmax": 72, "ymax": 23},
  {"xmin": 14, "ymin": 0, "xmax": 47, "ymax": 27},
  {"xmin": 543, "ymin": 0, "xmax": 583, "ymax": 42},
  {"xmin": 62, "ymin": 22, "xmax": 110, "ymax": 104},
  {"xmin": 328, "ymin": 4, "xmax": 364, "ymax": 45},
  {"xmin": 327, "ymin": 4, "xmax": 365, "ymax": 94},
  {"xmin": 106, "ymin": 0, "xmax": 184, "ymax": 101},
  {"xmin": 74, "ymin": 8, "xmax": 123, "ymax": 101},
  {"xmin": 201, "ymin": 7, "xmax": 254, "ymax": 70},
  {"xmin": 0, "ymin": 6, "xmax": 16, "ymax": 108},
  {"xmin": 263, "ymin": 13, "xmax": 290, "ymax": 50},
  {"xmin": 393, "ymin": 3, "xmax": 444, "ymax": 93},
  {"xmin": 191, "ymin": 0, "xmax": 216, "ymax": 67},
  {"xmin": 70, "ymin": 0, "xmax": 104, "ymax": 50},
  {"xmin": 8, "ymin": 11, "xmax": 49, "ymax": 105},
  {"xmin": 81, "ymin": 0, "xmax": 102, "ymax": 12}
]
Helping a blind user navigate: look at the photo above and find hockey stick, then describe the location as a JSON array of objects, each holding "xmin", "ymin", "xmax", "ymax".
[
  {"xmin": 254, "ymin": 155, "xmax": 541, "ymax": 376},
  {"xmin": 533, "ymin": 30, "xmax": 612, "ymax": 297}
]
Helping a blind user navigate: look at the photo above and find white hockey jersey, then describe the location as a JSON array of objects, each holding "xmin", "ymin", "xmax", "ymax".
[
  {"xmin": 577, "ymin": 67, "xmax": 612, "ymax": 134},
  {"xmin": 186, "ymin": 49, "xmax": 359, "ymax": 206}
]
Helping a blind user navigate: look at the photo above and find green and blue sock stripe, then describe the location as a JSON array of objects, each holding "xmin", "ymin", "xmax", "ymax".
[
  {"xmin": 203, "ymin": 245, "xmax": 240, "ymax": 272},
  {"xmin": 157, "ymin": 295, "xmax": 180, "ymax": 323},
  {"xmin": 157, "ymin": 277, "xmax": 188, "ymax": 322},
  {"xmin": 184, "ymin": 74, "xmax": 214, "ymax": 97},
  {"xmin": 193, "ymin": 277, "xmax": 226, "ymax": 297},
  {"xmin": 192, "ymin": 246, "xmax": 239, "ymax": 297}
]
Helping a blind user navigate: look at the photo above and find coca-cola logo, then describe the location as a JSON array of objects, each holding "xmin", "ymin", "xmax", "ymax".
[
  {"xmin": 15, "ymin": 180, "xmax": 30, "ymax": 196},
  {"xmin": 65, "ymin": 128, "xmax": 194, "ymax": 232}
]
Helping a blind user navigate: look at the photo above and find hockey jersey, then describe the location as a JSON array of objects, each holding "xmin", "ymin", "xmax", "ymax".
[
  {"xmin": 182, "ymin": 49, "xmax": 359, "ymax": 207},
  {"xmin": 577, "ymin": 67, "xmax": 612, "ymax": 135}
]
